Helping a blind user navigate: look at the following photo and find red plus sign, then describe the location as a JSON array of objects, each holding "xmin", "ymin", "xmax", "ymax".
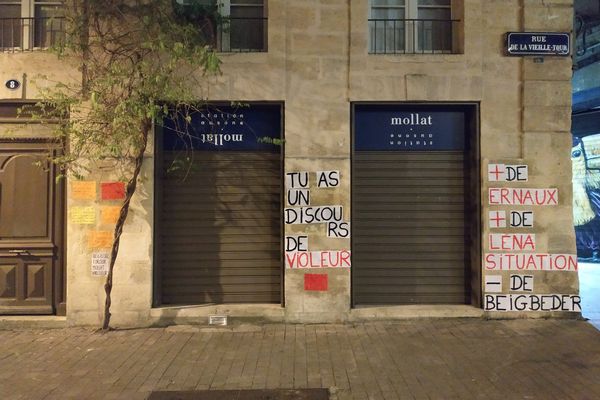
[
  {"xmin": 490, "ymin": 211, "xmax": 505, "ymax": 228},
  {"xmin": 489, "ymin": 164, "xmax": 503, "ymax": 181}
]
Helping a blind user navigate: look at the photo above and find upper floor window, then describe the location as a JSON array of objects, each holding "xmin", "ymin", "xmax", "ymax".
[
  {"xmin": 176, "ymin": 0, "xmax": 267, "ymax": 53},
  {"xmin": 369, "ymin": 0, "xmax": 457, "ymax": 54},
  {"xmin": 0, "ymin": 0, "xmax": 63, "ymax": 51}
]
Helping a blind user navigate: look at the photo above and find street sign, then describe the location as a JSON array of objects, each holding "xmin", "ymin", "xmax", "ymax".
[{"xmin": 506, "ymin": 32, "xmax": 570, "ymax": 56}]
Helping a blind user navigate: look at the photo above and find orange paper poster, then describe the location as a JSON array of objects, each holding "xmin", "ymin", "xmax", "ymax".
[
  {"xmin": 101, "ymin": 206, "xmax": 121, "ymax": 225},
  {"xmin": 70, "ymin": 206, "xmax": 96, "ymax": 224},
  {"xmin": 88, "ymin": 231, "xmax": 113, "ymax": 249},
  {"xmin": 71, "ymin": 181, "xmax": 96, "ymax": 200}
]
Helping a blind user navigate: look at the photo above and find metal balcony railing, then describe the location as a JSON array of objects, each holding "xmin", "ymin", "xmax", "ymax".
[
  {"xmin": 368, "ymin": 18, "xmax": 460, "ymax": 54},
  {"xmin": 0, "ymin": 17, "xmax": 65, "ymax": 53},
  {"xmin": 216, "ymin": 17, "xmax": 267, "ymax": 53}
]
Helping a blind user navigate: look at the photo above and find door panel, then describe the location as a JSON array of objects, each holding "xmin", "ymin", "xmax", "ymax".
[
  {"xmin": 0, "ymin": 153, "xmax": 50, "ymax": 239},
  {"xmin": 25, "ymin": 261, "xmax": 49, "ymax": 298},
  {"xmin": 0, "ymin": 141, "xmax": 63, "ymax": 314},
  {"xmin": 0, "ymin": 255, "xmax": 53, "ymax": 313},
  {"xmin": 0, "ymin": 263, "xmax": 17, "ymax": 298}
]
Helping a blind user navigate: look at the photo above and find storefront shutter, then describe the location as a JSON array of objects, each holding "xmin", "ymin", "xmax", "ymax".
[
  {"xmin": 352, "ymin": 104, "xmax": 471, "ymax": 305},
  {"xmin": 156, "ymin": 104, "xmax": 282, "ymax": 305}
]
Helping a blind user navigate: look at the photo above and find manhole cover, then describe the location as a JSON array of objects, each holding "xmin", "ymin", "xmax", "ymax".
[{"xmin": 147, "ymin": 389, "xmax": 329, "ymax": 400}]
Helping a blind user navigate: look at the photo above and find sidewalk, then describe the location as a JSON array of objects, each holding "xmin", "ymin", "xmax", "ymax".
[
  {"xmin": 0, "ymin": 319, "xmax": 599, "ymax": 400},
  {"xmin": 580, "ymin": 262, "xmax": 600, "ymax": 330}
]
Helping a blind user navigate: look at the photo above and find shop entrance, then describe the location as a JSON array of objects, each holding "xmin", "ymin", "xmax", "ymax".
[
  {"xmin": 352, "ymin": 103, "xmax": 479, "ymax": 306},
  {"xmin": 154, "ymin": 104, "xmax": 283, "ymax": 306}
]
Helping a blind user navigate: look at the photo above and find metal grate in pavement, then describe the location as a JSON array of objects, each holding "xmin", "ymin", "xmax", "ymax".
[{"xmin": 147, "ymin": 389, "xmax": 330, "ymax": 400}]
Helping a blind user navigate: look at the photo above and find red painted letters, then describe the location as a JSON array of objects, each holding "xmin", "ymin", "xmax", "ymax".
[{"xmin": 285, "ymin": 250, "xmax": 351, "ymax": 269}]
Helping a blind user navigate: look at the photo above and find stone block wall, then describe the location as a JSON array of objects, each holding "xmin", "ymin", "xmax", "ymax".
[{"xmin": 0, "ymin": 0, "xmax": 577, "ymax": 326}]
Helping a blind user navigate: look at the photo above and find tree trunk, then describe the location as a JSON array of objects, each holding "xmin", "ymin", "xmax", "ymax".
[{"xmin": 101, "ymin": 120, "xmax": 151, "ymax": 330}]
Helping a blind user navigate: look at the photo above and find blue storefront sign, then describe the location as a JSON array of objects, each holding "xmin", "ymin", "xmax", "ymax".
[
  {"xmin": 163, "ymin": 103, "xmax": 282, "ymax": 151},
  {"xmin": 506, "ymin": 32, "xmax": 570, "ymax": 56},
  {"xmin": 354, "ymin": 104, "xmax": 465, "ymax": 151}
]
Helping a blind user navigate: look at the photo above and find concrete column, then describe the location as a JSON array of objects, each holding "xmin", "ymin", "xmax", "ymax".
[{"xmin": 283, "ymin": 0, "xmax": 352, "ymax": 322}]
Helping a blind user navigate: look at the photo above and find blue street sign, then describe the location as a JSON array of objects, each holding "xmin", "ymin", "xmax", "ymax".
[{"xmin": 506, "ymin": 32, "xmax": 570, "ymax": 56}]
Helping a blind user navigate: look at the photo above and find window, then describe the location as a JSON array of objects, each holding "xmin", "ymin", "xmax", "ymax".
[
  {"xmin": 176, "ymin": 0, "xmax": 267, "ymax": 52},
  {"xmin": 221, "ymin": 0, "xmax": 266, "ymax": 52},
  {"xmin": 0, "ymin": 1, "xmax": 21, "ymax": 50},
  {"xmin": 0, "ymin": 0, "xmax": 63, "ymax": 51},
  {"xmin": 369, "ymin": 0, "xmax": 455, "ymax": 54}
]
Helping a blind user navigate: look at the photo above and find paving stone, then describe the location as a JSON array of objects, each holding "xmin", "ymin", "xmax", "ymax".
[
  {"xmin": 0, "ymin": 320, "xmax": 598, "ymax": 400},
  {"xmin": 148, "ymin": 388, "xmax": 329, "ymax": 399}
]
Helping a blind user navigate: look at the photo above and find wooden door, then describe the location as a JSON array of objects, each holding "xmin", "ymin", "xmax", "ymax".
[{"xmin": 0, "ymin": 141, "xmax": 64, "ymax": 315}]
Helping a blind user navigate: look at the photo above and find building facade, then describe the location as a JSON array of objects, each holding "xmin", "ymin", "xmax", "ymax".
[{"xmin": 0, "ymin": 0, "xmax": 579, "ymax": 327}]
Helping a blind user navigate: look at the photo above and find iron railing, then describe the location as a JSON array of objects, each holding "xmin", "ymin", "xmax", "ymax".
[
  {"xmin": 216, "ymin": 17, "xmax": 267, "ymax": 53},
  {"xmin": 368, "ymin": 18, "xmax": 460, "ymax": 54},
  {"xmin": 0, "ymin": 17, "xmax": 65, "ymax": 52}
]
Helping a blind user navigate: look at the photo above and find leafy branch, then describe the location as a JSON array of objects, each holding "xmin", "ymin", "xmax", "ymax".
[{"xmin": 29, "ymin": 0, "xmax": 222, "ymax": 329}]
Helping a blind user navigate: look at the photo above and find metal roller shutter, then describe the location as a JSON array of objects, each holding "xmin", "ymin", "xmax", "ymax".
[
  {"xmin": 353, "ymin": 152, "xmax": 467, "ymax": 305},
  {"xmin": 352, "ymin": 104, "xmax": 472, "ymax": 305},
  {"xmin": 156, "ymin": 104, "xmax": 282, "ymax": 305}
]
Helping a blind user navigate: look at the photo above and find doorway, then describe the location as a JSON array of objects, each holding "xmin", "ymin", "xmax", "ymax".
[
  {"xmin": 154, "ymin": 103, "xmax": 283, "ymax": 306},
  {"xmin": 0, "ymin": 140, "xmax": 65, "ymax": 315},
  {"xmin": 351, "ymin": 103, "xmax": 480, "ymax": 306}
]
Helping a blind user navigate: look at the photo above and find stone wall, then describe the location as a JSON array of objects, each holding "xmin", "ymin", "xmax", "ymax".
[{"xmin": 0, "ymin": 0, "xmax": 576, "ymax": 326}]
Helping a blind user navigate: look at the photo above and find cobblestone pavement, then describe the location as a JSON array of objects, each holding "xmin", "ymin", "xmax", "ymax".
[{"xmin": 0, "ymin": 319, "xmax": 599, "ymax": 400}]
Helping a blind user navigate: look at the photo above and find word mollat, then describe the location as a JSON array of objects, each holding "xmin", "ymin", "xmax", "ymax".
[
  {"xmin": 484, "ymin": 253, "xmax": 578, "ymax": 271},
  {"xmin": 390, "ymin": 113, "xmax": 433, "ymax": 126},
  {"xmin": 488, "ymin": 188, "xmax": 558, "ymax": 205},
  {"xmin": 286, "ymin": 250, "xmax": 351, "ymax": 269},
  {"xmin": 485, "ymin": 294, "xmax": 581, "ymax": 312}
]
